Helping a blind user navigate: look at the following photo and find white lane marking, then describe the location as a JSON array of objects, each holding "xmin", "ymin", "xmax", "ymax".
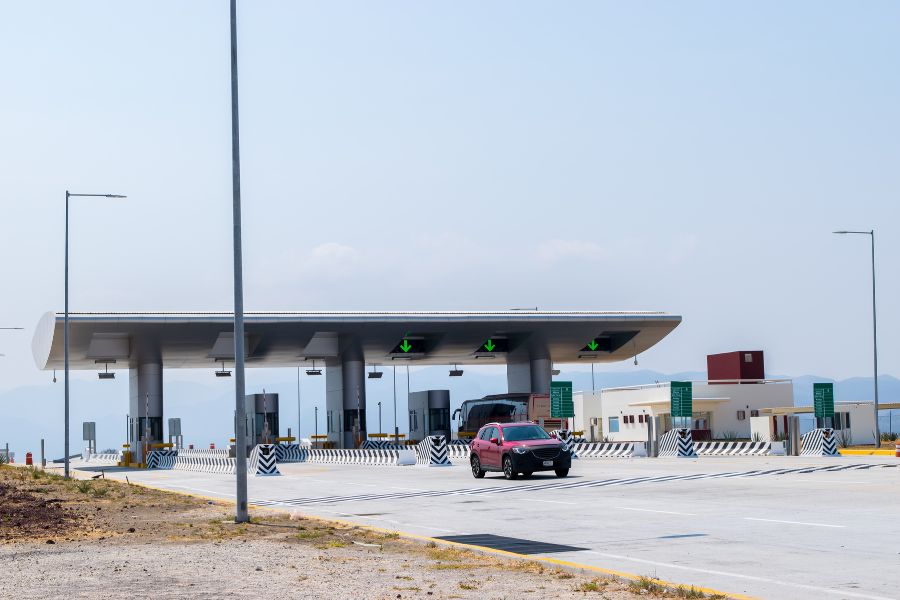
[
  {"xmin": 616, "ymin": 507, "xmax": 696, "ymax": 516},
  {"xmin": 581, "ymin": 550, "xmax": 894, "ymax": 600},
  {"xmin": 524, "ymin": 498, "xmax": 577, "ymax": 506},
  {"xmin": 744, "ymin": 517, "xmax": 845, "ymax": 528}
]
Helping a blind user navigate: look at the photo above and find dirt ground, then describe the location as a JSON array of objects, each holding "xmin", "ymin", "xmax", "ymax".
[{"xmin": 0, "ymin": 466, "xmax": 727, "ymax": 599}]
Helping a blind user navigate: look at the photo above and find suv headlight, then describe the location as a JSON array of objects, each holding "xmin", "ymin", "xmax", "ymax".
[{"xmin": 511, "ymin": 446, "xmax": 529, "ymax": 454}]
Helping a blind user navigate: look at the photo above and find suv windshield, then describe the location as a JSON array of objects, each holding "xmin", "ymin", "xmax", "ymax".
[{"xmin": 502, "ymin": 425, "xmax": 552, "ymax": 441}]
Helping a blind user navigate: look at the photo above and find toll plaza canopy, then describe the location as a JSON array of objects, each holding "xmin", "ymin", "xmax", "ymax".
[{"xmin": 32, "ymin": 310, "xmax": 681, "ymax": 448}]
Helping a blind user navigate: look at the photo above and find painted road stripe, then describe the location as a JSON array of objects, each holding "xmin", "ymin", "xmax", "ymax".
[
  {"xmin": 743, "ymin": 517, "xmax": 845, "ymax": 528},
  {"xmin": 617, "ymin": 507, "xmax": 697, "ymax": 516}
]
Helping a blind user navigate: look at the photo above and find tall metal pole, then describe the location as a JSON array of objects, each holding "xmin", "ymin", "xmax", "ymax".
[
  {"xmin": 393, "ymin": 365, "xmax": 398, "ymax": 444},
  {"xmin": 229, "ymin": 0, "xmax": 249, "ymax": 523},
  {"xmin": 834, "ymin": 229, "xmax": 880, "ymax": 447},
  {"xmin": 297, "ymin": 365, "xmax": 302, "ymax": 442},
  {"xmin": 870, "ymin": 231, "xmax": 880, "ymax": 447},
  {"xmin": 64, "ymin": 191, "xmax": 70, "ymax": 478}
]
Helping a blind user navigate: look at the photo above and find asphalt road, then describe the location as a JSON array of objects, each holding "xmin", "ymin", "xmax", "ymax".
[{"xmin": 79, "ymin": 455, "xmax": 900, "ymax": 600}]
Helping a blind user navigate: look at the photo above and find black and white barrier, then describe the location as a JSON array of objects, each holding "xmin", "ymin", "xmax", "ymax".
[
  {"xmin": 694, "ymin": 441, "xmax": 771, "ymax": 456},
  {"xmin": 146, "ymin": 450, "xmax": 177, "ymax": 469},
  {"xmin": 571, "ymin": 442, "xmax": 635, "ymax": 458},
  {"xmin": 658, "ymin": 428, "xmax": 698, "ymax": 458},
  {"xmin": 274, "ymin": 443, "xmax": 309, "ymax": 462},
  {"xmin": 447, "ymin": 443, "xmax": 471, "ymax": 460},
  {"xmin": 84, "ymin": 451, "xmax": 122, "ymax": 465},
  {"xmin": 549, "ymin": 429, "xmax": 578, "ymax": 458},
  {"xmin": 179, "ymin": 448, "xmax": 230, "ymax": 458},
  {"xmin": 800, "ymin": 428, "xmax": 839, "ymax": 457},
  {"xmin": 248, "ymin": 444, "xmax": 280, "ymax": 476},
  {"xmin": 416, "ymin": 435, "xmax": 451, "ymax": 466}
]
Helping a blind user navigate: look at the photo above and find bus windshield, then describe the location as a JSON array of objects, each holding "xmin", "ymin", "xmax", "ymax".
[{"xmin": 458, "ymin": 397, "xmax": 528, "ymax": 432}]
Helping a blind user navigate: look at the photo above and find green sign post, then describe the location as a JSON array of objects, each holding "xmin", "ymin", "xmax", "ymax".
[
  {"xmin": 550, "ymin": 381, "xmax": 574, "ymax": 419},
  {"xmin": 670, "ymin": 381, "xmax": 693, "ymax": 428},
  {"xmin": 813, "ymin": 383, "xmax": 835, "ymax": 419}
]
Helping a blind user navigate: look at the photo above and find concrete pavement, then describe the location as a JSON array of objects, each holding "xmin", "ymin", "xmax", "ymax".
[{"xmin": 78, "ymin": 455, "xmax": 900, "ymax": 600}]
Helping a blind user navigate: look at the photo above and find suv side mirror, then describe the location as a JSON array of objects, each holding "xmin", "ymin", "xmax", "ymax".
[{"xmin": 489, "ymin": 437, "xmax": 499, "ymax": 445}]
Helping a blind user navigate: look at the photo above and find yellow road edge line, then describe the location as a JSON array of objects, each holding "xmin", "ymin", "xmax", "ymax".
[{"xmin": 838, "ymin": 449, "xmax": 896, "ymax": 456}]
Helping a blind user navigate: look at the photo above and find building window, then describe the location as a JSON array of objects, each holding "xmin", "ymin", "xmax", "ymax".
[
  {"xmin": 608, "ymin": 417, "xmax": 620, "ymax": 433},
  {"xmin": 409, "ymin": 411, "xmax": 418, "ymax": 432},
  {"xmin": 744, "ymin": 353, "xmax": 753, "ymax": 363}
]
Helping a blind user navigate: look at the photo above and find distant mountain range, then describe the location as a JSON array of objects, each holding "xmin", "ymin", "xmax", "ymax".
[{"xmin": 2, "ymin": 368, "xmax": 897, "ymax": 460}]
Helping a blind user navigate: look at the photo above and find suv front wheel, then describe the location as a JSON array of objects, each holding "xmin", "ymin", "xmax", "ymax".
[
  {"xmin": 471, "ymin": 455, "xmax": 485, "ymax": 478},
  {"xmin": 502, "ymin": 456, "xmax": 518, "ymax": 480}
]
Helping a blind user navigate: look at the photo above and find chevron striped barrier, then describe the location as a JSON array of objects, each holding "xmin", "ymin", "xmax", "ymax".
[
  {"xmin": 178, "ymin": 448, "xmax": 231, "ymax": 458},
  {"xmin": 146, "ymin": 450, "xmax": 178, "ymax": 469},
  {"xmin": 416, "ymin": 435, "xmax": 451, "ymax": 466},
  {"xmin": 172, "ymin": 455, "xmax": 236, "ymax": 474},
  {"xmin": 85, "ymin": 452, "xmax": 122, "ymax": 465},
  {"xmin": 571, "ymin": 442, "xmax": 635, "ymax": 458},
  {"xmin": 360, "ymin": 440, "xmax": 406, "ymax": 450},
  {"xmin": 305, "ymin": 448, "xmax": 402, "ymax": 466},
  {"xmin": 550, "ymin": 429, "xmax": 578, "ymax": 459},
  {"xmin": 447, "ymin": 443, "xmax": 471, "ymax": 460},
  {"xmin": 801, "ymin": 428, "xmax": 839, "ymax": 457},
  {"xmin": 249, "ymin": 444, "xmax": 280, "ymax": 476},
  {"xmin": 274, "ymin": 444, "xmax": 309, "ymax": 462},
  {"xmin": 694, "ymin": 441, "xmax": 772, "ymax": 456},
  {"xmin": 658, "ymin": 428, "xmax": 697, "ymax": 458}
]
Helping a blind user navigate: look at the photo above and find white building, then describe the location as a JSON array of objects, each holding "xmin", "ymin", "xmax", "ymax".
[
  {"xmin": 575, "ymin": 379, "xmax": 794, "ymax": 442},
  {"xmin": 756, "ymin": 402, "xmax": 878, "ymax": 446}
]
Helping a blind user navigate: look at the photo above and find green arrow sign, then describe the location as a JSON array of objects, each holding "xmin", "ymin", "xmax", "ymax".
[
  {"xmin": 587, "ymin": 340, "xmax": 599, "ymax": 351},
  {"xmin": 484, "ymin": 339, "xmax": 496, "ymax": 352},
  {"xmin": 399, "ymin": 340, "xmax": 412, "ymax": 353}
]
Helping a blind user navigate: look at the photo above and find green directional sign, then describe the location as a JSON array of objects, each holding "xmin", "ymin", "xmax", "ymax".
[
  {"xmin": 813, "ymin": 383, "xmax": 835, "ymax": 418},
  {"xmin": 477, "ymin": 338, "xmax": 508, "ymax": 353},
  {"xmin": 390, "ymin": 338, "xmax": 426, "ymax": 355},
  {"xmin": 670, "ymin": 381, "xmax": 693, "ymax": 418},
  {"xmin": 550, "ymin": 381, "xmax": 574, "ymax": 418},
  {"xmin": 581, "ymin": 337, "xmax": 610, "ymax": 352}
]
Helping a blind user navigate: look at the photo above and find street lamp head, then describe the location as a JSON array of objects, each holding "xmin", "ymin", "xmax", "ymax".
[
  {"xmin": 106, "ymin": 195, "xmax": 127, "ymax": 199},
  {"xmin": 833, "ymin": 231, "xmax": 849, "ymax": 234}
]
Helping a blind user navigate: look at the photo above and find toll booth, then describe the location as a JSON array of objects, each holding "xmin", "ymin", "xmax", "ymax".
[
  {"xmin": 245, "ymin": 393, "xmax": 279, "ymax": 447},
  {"xmin": 408, "ymin": 390, "xmax": 451, "ymax": 443}
]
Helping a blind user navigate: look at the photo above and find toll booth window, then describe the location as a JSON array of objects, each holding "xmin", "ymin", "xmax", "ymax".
[
  {"xmin": 344, "ymin": 409, "xmax": 366, "ymax": 432},
  {"xmin": 327, "ymin": 411, "xmax": 333, "ymax": 433},
  {"xmin": 137, "ymin": 417, "xmax": 162, "ymax": 441},
  {"xmin": 409, "ymin": 411, "xmax": 418, "ymax": 432},
  {"xmin": 608, "ymin": 417, "xmax": 620, "ymax": 433},
  {"xmin": 255, "ymin": 413, "xmax": 279, "ymax": 441},
  {"xmin": 429, "ymin": 408, "xmax": 450, "ymax": 432}
]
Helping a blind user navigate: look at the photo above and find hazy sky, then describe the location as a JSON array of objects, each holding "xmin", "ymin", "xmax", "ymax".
[{"xmin": 1, "ymin": 1, "xmax": 898, "ymax": 393}]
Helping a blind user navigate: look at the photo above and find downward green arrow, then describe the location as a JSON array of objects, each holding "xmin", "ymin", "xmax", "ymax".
[
  {"xmin": 587, "ymin": 340, "xmax": 599, "ymax": 351},
  {"xmin": 484, "ymin": 339, "xmax": 496, "ymax": 352},
  {"xmin": 399, "ymin": 339, "xmax": 412, "ymax": 353}
]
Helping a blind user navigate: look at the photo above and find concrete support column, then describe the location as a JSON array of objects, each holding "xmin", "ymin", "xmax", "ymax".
[
  {"xmin": 129, "ymin": 362, "xmax": 163, "ymax": 461},
  {"xmin": 507, "ymin": 356, "xmax": 552, "ymax": 395},
  {"xmin": 325, "ymin": 355, "xmax": 367, "ymax": 449}
]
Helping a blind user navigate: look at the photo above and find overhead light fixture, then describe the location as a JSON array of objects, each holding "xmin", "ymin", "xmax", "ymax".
[
  {"xmin": 215, "ymin": 360, "xmax": 232, "ymax": 378},
  {"xmin": 449, "ymin": 364, "xmax": 463, "ymax": 377},
  {"xmin": 552, "ymin": 368, "xmax": 561, "ymax": 376},
  {"xmin": 368, "ymin": 365, "xmax": 383, "ymax": 379},
  {"xmin": 306, "ymin": 360, "xmax": 322, "ymax": 376},
  {"xmin": 96, "ymin": 359, "xmax": 116, "ymax": 380}
]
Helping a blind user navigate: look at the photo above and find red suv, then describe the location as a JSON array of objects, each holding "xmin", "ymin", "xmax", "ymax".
[{"xmin": 469, "ymin": 422, "xmax": 571, "ymax": 480}]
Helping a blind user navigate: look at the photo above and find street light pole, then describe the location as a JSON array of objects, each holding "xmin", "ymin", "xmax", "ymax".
[
  {"xmin": 64, "ymin": 191, "xmax": 125, "ymax": 479},
  {"xmin": 229, "ymin": 0, "xmax": 250, "ymax": 523},
  {"xmin": 833, "ymin": 230, "xmax": 880, "ymax": 447}
]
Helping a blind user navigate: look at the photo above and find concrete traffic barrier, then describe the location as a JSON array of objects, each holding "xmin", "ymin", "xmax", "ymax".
[
  {"xmin": 694, "ymin": 441, "xmax": 771, "ymax": 456},
  {"xmin": 658, "ymin": 428, "xmax": 697, "ymax": 458},
  {"xmin": 800, "ymin": 428, "xmax": 839, "ymax": 457},
  {"xmin": 416, "ymin": 435, "xmax": 451, "ymax": 466}
]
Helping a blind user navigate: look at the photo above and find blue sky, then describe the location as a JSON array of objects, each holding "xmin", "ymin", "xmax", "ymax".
[{"xmin": 0, "ymin": 1, "xmax": 898, "ymax": 393}]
